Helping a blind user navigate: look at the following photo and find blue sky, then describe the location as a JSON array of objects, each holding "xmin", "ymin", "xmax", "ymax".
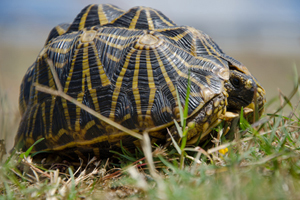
[{"xmin": 0, "ymin": 0, "xmax": 299, "ymax": 54}]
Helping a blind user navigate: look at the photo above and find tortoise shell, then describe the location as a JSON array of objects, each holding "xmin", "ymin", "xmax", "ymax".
[
  {"xmin": 15, "ymin": 4, "xmax": 265, "ymax": 159},
  {"xmin": 45, "ymin": 4, "xmax": 125, "ymax": 44}
]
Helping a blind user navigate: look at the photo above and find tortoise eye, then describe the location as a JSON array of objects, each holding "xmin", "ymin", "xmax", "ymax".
[{"xmin": 231, "ymin": 77, "xmax": 241, "ymax": 88}]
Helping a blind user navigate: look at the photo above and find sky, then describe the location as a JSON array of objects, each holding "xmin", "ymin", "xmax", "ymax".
[{"xmin": 0, "ymin": 0, "xmax": 299, "ymax": 55}]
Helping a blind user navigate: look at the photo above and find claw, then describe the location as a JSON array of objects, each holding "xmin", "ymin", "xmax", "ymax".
[
  {"xmin": 243, "ymin": 107, "xmax": 253, "ymax": 115},
  {"xmin": 220, "ymin": 111, "xmax": 239, "ymax": 121}
]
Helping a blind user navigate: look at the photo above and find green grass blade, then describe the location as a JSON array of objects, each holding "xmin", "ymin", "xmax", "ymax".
[
  {"xmin": 67, "ymin": 168, "xmax": 77, "ymax": 200},
  {"xmin": 158, "ymin": 155, "xmax": 177, "ymax": 172},
  {"xmin": 3, "ymin": 182, "xmax": 13, "ymax": 199},
  {"xmin": 282, "ymin": 93, "xmax": 293, "ymax": 109},
  {"xmin": 109, "ymin": 150, "xmax": 137, "ymax": 162},
  {"xmin": 183, "ymin": 70, "xmax": 191, "ymax": 129},
  {"xmin": 20, "ymin": 138, "xmax": 44, "ymax": 159},
  {"xmin": 239, "ymin": 107, "xmax": 251, "ymax": 131},
  {"xmin": 266, "ymin": 114, "xmax": 292, "ymax": 121},
  {"xmin": 119, "ymin": 140, "xmax": 134, "ymax": 158},
  {"xmin": 175, "ymin": 87, "xmax": 184, "ymax": 127},
  {"xmin": 173, "ymin": 119, "xmax": 183, "ymax": 138}
]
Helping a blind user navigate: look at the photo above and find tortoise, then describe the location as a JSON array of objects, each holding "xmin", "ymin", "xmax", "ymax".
[{"xmin": 14, "ymin": 4, "xmax": 265, "ymax": 160}]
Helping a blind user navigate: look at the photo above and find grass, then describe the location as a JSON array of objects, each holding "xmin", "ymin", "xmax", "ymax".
[{"xmin": 1, "ymin": 65, "xmax": 300, "ymax": 199}]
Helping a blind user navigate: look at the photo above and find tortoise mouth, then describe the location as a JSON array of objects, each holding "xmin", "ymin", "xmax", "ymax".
[{"xmin": 227, "ymin": 96, "xmax": 252, "ymax": 111}]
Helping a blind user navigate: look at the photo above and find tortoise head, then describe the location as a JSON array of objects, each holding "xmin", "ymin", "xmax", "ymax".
[
  {"xmin": 224, "ymin": 63, "xmax": 266, "ymax": 115},
  {"xmin": 224, "ymin": 69, "xmax": 256, "ymax": 110}
]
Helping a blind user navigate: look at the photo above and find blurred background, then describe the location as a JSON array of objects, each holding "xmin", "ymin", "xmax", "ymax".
[{"xmin": 0, "ymin": 0, "xmax": 300, "ymax": 150}]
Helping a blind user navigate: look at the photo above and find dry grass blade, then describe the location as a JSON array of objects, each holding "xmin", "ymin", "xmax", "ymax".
[
  {"xmin": 22, "ymin": 156, "xmax": 52, "ymax": 179},
  {"xmin": 185, "ymin": 147, "xmax": 213, "ymax": 163},
  {"xmin": 166, "ymin": 128, "xmax": 181, "ymax": 154},
  {"xmin": 272, "ymin": 80, "xmax": 299, "ymax": 116},
  {"xmin": 47, "ymin": 169, "xmax": 61, "ymax": 200},
  {"xmin": 59, "ymin": 166, "xmax": 99, "ymax": 197},
  {"xmin": 10, "ymin": 168, "xmax": 35, "ymax": 183},
  {"xmin": 190, "ymin": 150, "xmax": 202, "ymax": 174},
  {"xmin": 141, "ymin": 131, "xmax": 168, "ymax": 200},
  {"xmin": 141, "ymin": 131, "xmax": 157, "ymax": 177},
  {"xmin": 243, "ymin": 152, "xmax": 289, "ymax": 166},
  {"xmin": 34, "ymin": 59, "xmax": 143, "ymax": 140},
  {"xmin": 287, "ymin": 98, "xmax": 300, "ymax": 119},
  {"xmin": 33, "ymin": 85, "xmax": 142, "ymax": 140},
  {"xmin": 47, "ymin": 59, "xmax": 63, "ymax": 92},
  {"xmin": 0, "ymin": 139, "xmax": 6, "ymax": 161},
  {"xmin": 127, "ymin": 166, "xmax": 148, "ymax": 191}
]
